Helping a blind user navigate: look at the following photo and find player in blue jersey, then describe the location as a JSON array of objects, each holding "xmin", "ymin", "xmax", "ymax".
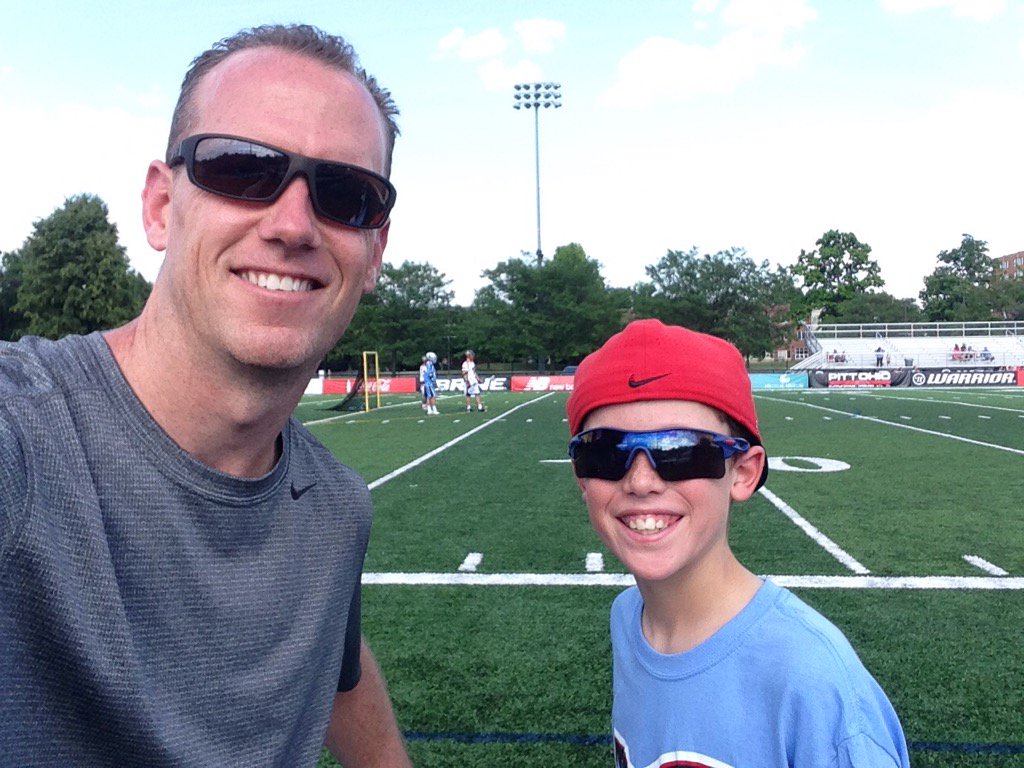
[
  {"xmin": 566, "ymin": 319, "xmax": 910, "ymax": 768},
  {"xmin": 423, "ymin": 351, "xmax": 439, "ymax": 415}
]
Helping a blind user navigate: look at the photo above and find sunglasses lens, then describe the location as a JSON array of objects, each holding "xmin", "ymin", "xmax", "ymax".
[
  {"xmin": 571, "ymin": 431, "xmax": 630, "ymax": 480},
  {"xmin": 652, "ymin": 442, "xmax": 726, "ymax": 481},
  {"xmin": 570, "ymin": 429, "xmax": 729, "ymax": 482},
  {"xmin": 315, "ymin": 163, "xmax": 392, "ymax": 228},
  {"xmin": 192, "ymin": 137, "xmax": 289, "ymax": 200}
]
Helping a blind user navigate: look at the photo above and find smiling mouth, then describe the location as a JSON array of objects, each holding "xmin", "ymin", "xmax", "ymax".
[
  {"xmin": 623, "ymin": 514, "xmax": 678, "ymax": 534},
  {"xmin": 238, "ymin": 270, "xmax": 317, "ymax": 292}
]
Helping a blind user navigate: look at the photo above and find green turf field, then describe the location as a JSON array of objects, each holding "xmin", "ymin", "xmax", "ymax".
[{"xmin": 295, "ymin": 386, "xmax": 1024, "ymax": 767}]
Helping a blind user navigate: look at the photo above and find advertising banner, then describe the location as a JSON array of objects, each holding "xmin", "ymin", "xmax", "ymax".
[
  {"xmin": 750, "ymin": 372, "xmax": 808, "ymax": 390},
  {"xmin": 809, "ymin": 369, "xmax": 910, "ymax": 388},
  {"xmin": 909, "ymin": 368, "xmax": 1020, "ymax": 387},
  {"xmin": 511, "ymin": 375, "xmax": 575, "ymax": 392},
  {"xmin": 323, "ymin": 377, "xmax": 419, "ymax": 395}
]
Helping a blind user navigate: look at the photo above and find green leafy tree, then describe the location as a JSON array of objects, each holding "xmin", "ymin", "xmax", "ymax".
[
  {"xmin": 634, "ymin": 247, "xmax": 793, "ymax": 358},
  {"xmin": 473, "ymin": 243, "xmax": 617, "ymax": 369},
  {"xmin": 792, "ymin": 230, "xmax": 883, "ymax": 319},
  {"xmin": 13, "ymin": 194, "xmax": 150, "ymax": 338},
  {"xmin": 327, "ymin": 260, "xmax": 453, "ymax": 372},
  {"xmin": 990, "ymin": 274, "xmax": 1024, "ymax": 321},
  {"xmin": 823, "ymin": 291, "xmax": 924, "ymax": 324},
  {"xmin": 0, "ymin": 249, "xmax": 28, "ymax": 340},
  {"xmin": 919, "ymin": 235, "xmax": 995, "ymax": 321}
]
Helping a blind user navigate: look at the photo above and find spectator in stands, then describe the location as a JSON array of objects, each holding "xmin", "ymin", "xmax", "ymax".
[
  {"xmin": 0, "ymin": 24, "xmax": 410, "ymax": 767},
  {"xmin": 952, "ymin": 344, "xmax": 962, "ymax": 361},
  {"xmin": 875, "ymin": 346, "xmax": 884, "ymax": 367},
  {"xmin": 981, "ymin": 346, "xmax": 994, "ymax": 362}
]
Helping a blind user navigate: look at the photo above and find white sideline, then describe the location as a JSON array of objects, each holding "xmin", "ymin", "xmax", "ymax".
[
  {"xmin": 362, "ymin": 572, "xmax": 1024, "ymax": 590},
  {"xmin": 367, "ymin": 393, "xmax": 554, "ymax": 490},
  {"xmin": 757, "ymin": 487, "xmax": 871, "ymax": 575},
  {"xmin": 757, "ymin": 395, "xmax": 1024, "ymax": 456}
]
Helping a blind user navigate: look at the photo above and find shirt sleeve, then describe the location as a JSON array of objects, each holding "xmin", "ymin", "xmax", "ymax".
[
  {"xmin": 336, "ymin": 583, "xmax": 363, "ymax": 692},
  {"xmin": 0, "ymin": 414, "xmax": 29, "ymax": 561}
]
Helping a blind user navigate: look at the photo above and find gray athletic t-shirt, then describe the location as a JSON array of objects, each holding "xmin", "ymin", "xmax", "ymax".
[{"xmin": 0, "ymin": 333, "xmax": 371, "ymax": 767}]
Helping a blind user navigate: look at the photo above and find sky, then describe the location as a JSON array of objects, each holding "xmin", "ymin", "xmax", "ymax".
[{"xmin": 2, "ymin": 0, "xmax": 1023, "ymax": 306}]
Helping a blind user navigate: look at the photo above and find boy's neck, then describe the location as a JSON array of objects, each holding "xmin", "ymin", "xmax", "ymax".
[{"xmin": 636, "ymin": 553, "xmax": 762, "ymax": 655}]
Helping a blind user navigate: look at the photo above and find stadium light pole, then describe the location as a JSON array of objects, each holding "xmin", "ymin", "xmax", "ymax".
[{"xmin": 513, "ymin": 82, "xmax": 562, "ymax": 266}]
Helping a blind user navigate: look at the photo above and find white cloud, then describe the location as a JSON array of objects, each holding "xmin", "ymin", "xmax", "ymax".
[
  {"xmin": 600, "ymin": 0, "xmax": 815, "ymax": 106},
  {"xmin": 433, "ymin": 27, "xmax": 507, "ymax": 61},
  {"xmin": 478, "ymin": 59, "xmax": 543, "ymax": 92},
  {"xmin": 513, "ymin": 19, "xmax": 567, "ymax": 53},
  {"xmin": 879, "ymin": 0, "xmax": 1006, "ymax": 21}
]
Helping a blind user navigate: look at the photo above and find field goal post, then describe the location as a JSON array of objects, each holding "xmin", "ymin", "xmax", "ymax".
[{"xmin": 362, "ymin": 351, "xmax": 381, "ymax": 412}]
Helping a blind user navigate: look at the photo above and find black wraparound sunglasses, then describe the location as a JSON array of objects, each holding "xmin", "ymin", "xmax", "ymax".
[
  {"xmin": 568, "ymin": 427, "xmax": 751, "ymax": 483},
  {"xmin": 168, "ymin": 134, "xmax": 396, "ymax": 229}
]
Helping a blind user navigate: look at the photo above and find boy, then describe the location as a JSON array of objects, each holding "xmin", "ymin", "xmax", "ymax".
[
  {"xmin": 462, "ymin": 349, "xmax": 486, "ymax": 412},
  {"xmin": 423, "ymin": 351, "xmax": 439, "ymax": 415},
  {"xmin": 566, "ymin": 319, "xmax": 909, "ymax": 768}
]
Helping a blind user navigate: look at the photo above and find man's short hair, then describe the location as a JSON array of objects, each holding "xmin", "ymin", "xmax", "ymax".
[{"xmin": 166, "ymin": 24, "xmax": 400, "ymax": 173}]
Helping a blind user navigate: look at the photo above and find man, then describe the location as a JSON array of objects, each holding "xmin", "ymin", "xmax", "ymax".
[
  {"xmin": 461, "ymin": 349, "xmax": 486, "ymax": 412},
  {"xmin": 0, "ymin": 25, "xmax": 410, "ymax": 767}
]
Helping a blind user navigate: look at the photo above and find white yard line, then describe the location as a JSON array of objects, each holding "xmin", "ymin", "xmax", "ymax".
[
  {"xmin": 459, "ymin": 552, "xmax": 484, "ymax": 572},
  {"xmin": 585, "ymin": 553, "xmax": 605, "ymax": 573},
  {"xmin": 367, "ymin": 393, "xmax": 554, "ymax": 490},
  {"xmin": 962, "ymin": 555, "xmax": 1010, "ymax": 576},
  {"xmin": 758, "ymin": 395, "xmax": 1024, "ymax": 456},
  {"xmin": 758, "ymin": 488, "xmax": 871, "ymax": 574},
  {"xmin": 362, "ymin": 572, "xmax": 1024, "ymax": 589}
]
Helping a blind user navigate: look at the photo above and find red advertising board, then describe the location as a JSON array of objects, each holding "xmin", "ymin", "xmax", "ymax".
[
  {"xmin": 510, "ymin": 375, "xmax": 575, "ymax": 392},
  {"xmin": 323, "ymin": 377, "xmax": 419, "ymax": 395}
]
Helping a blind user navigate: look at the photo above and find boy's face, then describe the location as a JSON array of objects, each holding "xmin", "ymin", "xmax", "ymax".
[{"xmin": 576, "ymin": 399, "xmax": 765, "ymax": 586}]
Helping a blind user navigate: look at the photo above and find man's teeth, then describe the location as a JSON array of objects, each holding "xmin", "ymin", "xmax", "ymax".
[
  {"xmin": 627, "ymin": 517, "xmax": 670, "ymax": 532},
  {"xmin": 240, "ymin": 271, "xmax": 313, "ymax": 292}
]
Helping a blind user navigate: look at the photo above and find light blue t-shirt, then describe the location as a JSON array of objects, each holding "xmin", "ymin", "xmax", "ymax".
[{"xmin": 611, "ymin": 580, "xmax": 910, "ymax": 768}]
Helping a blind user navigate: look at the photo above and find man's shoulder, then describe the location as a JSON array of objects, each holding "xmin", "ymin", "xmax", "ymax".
[{"xmin": 0, "ymin": 335, "xmax": 93, "ymax": 400}]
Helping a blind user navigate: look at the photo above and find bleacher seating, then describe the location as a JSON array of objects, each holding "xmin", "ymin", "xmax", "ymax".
[{"xmin": 794, "ymin": 321, "xmax": 1024, "ymax": 370}]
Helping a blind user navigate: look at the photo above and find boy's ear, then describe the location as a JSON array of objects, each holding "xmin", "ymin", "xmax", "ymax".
[{"xmin": 730, "ymin": 446, "xmax": 766, "ymax": 502}]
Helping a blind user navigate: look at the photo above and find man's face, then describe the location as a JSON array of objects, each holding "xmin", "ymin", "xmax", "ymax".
[{"xmin": 144, "ymin": 47, "xmax": 389, "ymax": 373}]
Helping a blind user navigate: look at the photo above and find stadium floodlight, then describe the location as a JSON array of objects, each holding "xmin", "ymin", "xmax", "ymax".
[{"xmin": 512, "ymin": 81, "xmax": 562, "ymax": 265}]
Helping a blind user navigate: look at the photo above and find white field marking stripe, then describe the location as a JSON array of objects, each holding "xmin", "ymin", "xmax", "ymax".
[
  {"xmin": 758, "ymin": 395, "xmax": 1024, "ymax": 456},
  {"xmin": 963, "ymin": 555, "xmax": 1010, "ymax": 576},
  {"xmin": 758, "ymin": 488, "xmax": 870, "ymax": 575},
  {"xmin": 367, "ymin": 393, "xmax": 555, "ymax": 490},
  {"xmin": 585, "ymin": 552, "xmax": 605, "ymax": 572},
  {"xmin": 459, "ymin": 552, "xmax": 483, "ymax": 572},
  {"xmin": 843, "ymin": 391, "xmax": 1024, "ymax": 414},
  {"xmin": 361, "ymin": 572, "xmax": 1024, "ymax": 589},
  {"xmin": 304, "ymin": 396, "xmax": 425, "ymax": 426}
]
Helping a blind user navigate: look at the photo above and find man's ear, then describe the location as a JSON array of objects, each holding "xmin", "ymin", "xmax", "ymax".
[
  {"xmin": 730, "ymin": 446, "xmax": 766, "ymax": 502},
  {"xmin": 142, "ymin": 161, "xmax": 173, "ymax": 252}
]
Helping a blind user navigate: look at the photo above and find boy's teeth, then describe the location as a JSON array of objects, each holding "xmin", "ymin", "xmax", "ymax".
[
  {"xmin": 627, "ymin": 516, "xmax": 669, "ymax": 532},
  {"xmin": 242, "ymin": 271, "xmax": 312, "ymax": 292}
]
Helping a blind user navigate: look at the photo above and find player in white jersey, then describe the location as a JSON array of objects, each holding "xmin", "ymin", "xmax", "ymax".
[{"xmin": 461, "ymin": 350, "xmax": 486, "ymax": 412}]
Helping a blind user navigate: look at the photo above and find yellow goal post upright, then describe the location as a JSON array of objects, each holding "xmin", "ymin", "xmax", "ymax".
[{"xmin": 362, "ymin": 351, "xmax": 381, "ymax": 412}]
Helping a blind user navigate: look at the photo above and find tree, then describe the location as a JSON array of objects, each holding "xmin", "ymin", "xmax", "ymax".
[
  {"xmin": 473, "ymin": 243, "xmax": 618, "ymax": 369},
  {"xmin": 792, "ymin": 230, "xmax": 883, "ymax": 319},
  {"xmin": 990, "ymin": 275, "xmax": 1024, "ymax": 321},
  {"xmin": 0, "ymin": 249, "xmax": 27, "ymax": 340},
  {"xmin": 635, "ymin": 247, "xmax": 793, "ymax": 358},
  {"xmin": 823, "ymin": 291, "xmax": 924, "ymax": 324},
  {"xmin": 13, "ymin": 195, "xmax": 150, "ymax": 338},
  {"xmin": 327, "ymin": 260, "xmax": 453, "ymax": 371},
  {"xmin": 919, "ymin": 234, "xmax": 996, "ymax": 321}
]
